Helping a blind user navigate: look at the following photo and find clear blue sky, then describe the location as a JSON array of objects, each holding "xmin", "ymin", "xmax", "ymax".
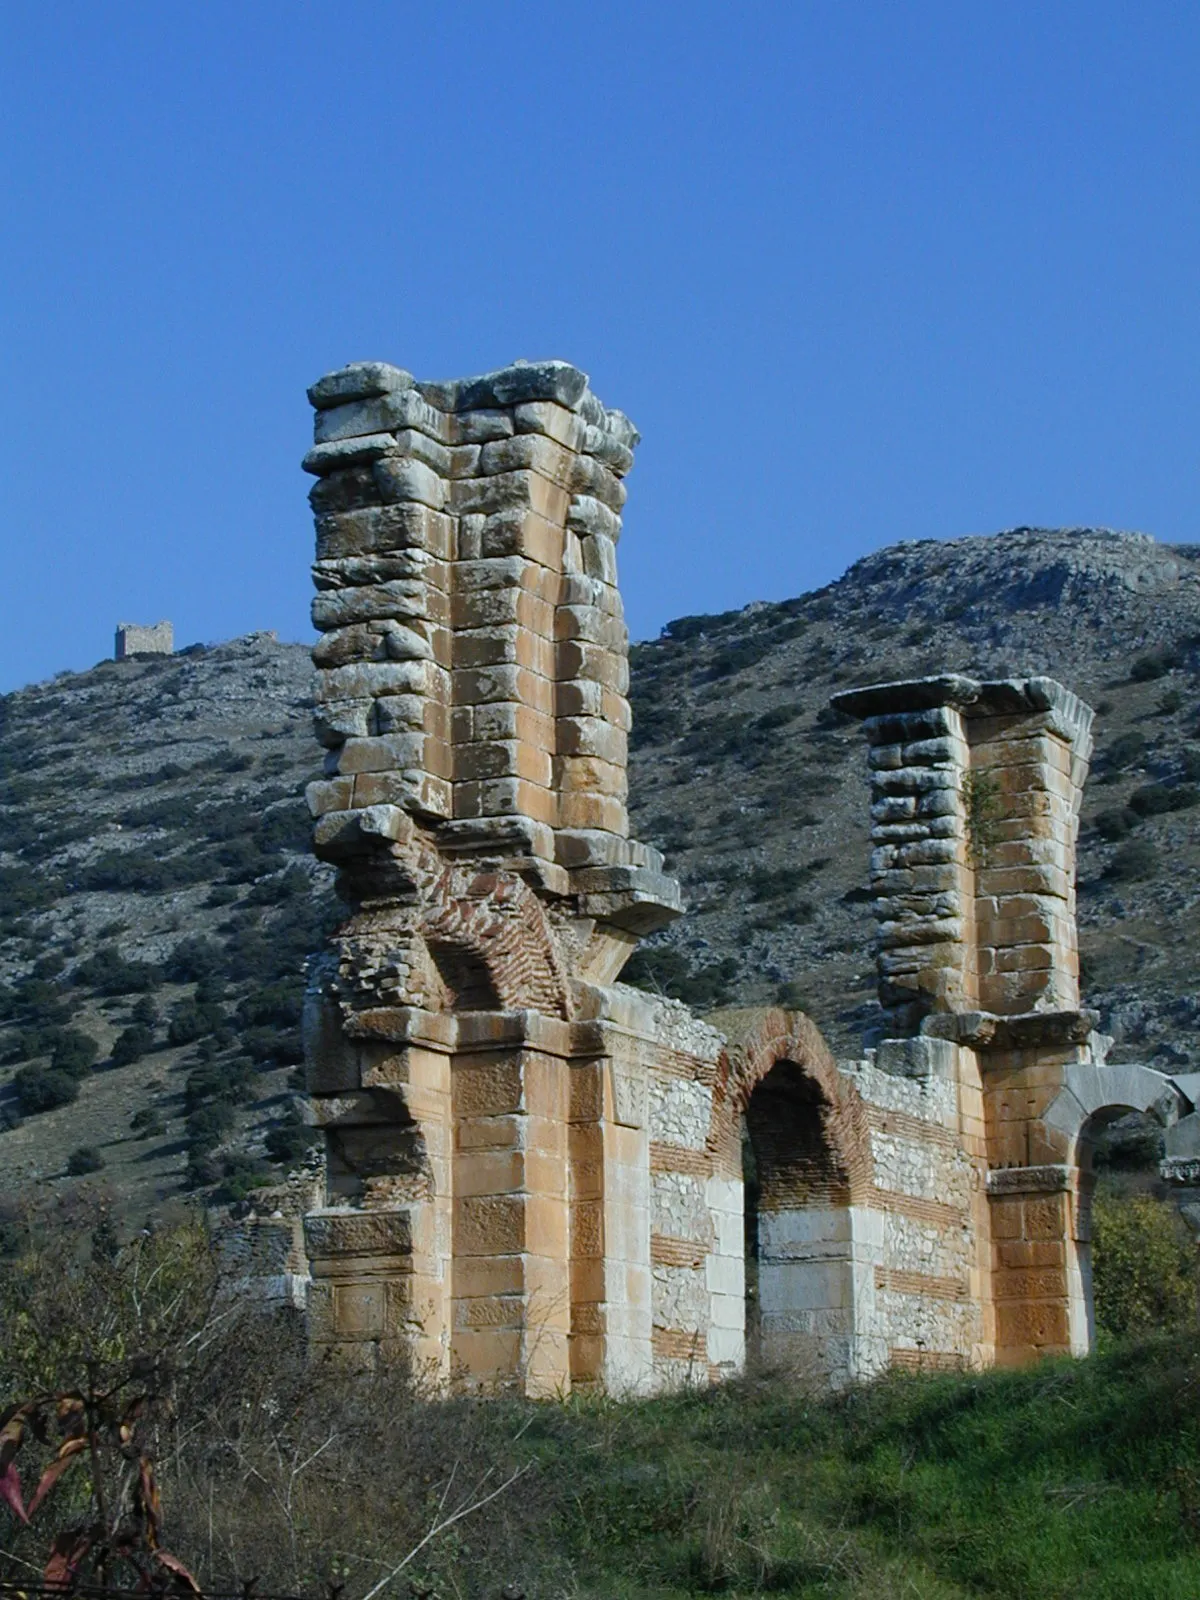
[{"xmin": 4, "ymin": 3, "xmax": 1198, "ymax": 691}]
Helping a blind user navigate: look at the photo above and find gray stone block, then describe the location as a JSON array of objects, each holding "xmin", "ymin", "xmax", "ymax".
[
  {"xmin": 303, "ymin": 433, "xmax": 399, "ymax": 476},
  {"xmin": 308, "ymin": 361, "xmax": 414, "ymax": 410},
  {"xmin": 455, "ymin": 359, "xmax": 589, "ymax": 412}
]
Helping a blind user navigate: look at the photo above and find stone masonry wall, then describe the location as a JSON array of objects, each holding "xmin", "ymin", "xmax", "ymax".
[
  {"xmin": 284, "ymin": 360, "xmax": 1187, "ymax": 1397},
  {"xmin": 115, "ymin": 620, "xmax": 173, "ymax": 659}
]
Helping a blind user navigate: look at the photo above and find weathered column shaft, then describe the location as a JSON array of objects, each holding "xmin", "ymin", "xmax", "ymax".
[
  {"xmin": 833, "ymin": 675, "xmax": 1093, "ymax": 1030},
  {"xmin": 861, "ymin": 701, "xmax": 975, "ymax": 1029},
  {"xmin": 299, "ymin": 360, "xmax": 682, "ymax": 1390}
]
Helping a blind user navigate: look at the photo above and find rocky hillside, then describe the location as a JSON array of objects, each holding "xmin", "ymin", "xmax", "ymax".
[
  {"xmin": 0, "ymin": 633, "xmax": 332, "ymax": 1222},
  {"xmin": 2, "ymin": 528, "xmax": 1199, "ymax": 1221},
  {"xmin": 628, "ymin": 527, "xmax": 1200, "ymax": 1063}
]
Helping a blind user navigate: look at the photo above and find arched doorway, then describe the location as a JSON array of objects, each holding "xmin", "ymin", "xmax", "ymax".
[
  {"xmin": 1038, "ymin": 1061, "xmax": 1188, "ymax": 1354},
  {"xmin": 741, "ymin": 1059, "xmax": 856, "ymax": 1383},
  {"xmin": 1075, "ymin": 1105, "xmax": 1188, "ymax": 1347}
]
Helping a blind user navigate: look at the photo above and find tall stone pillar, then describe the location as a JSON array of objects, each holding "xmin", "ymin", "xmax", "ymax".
[
  {"xmin": 299, "ymin": 360, "xmax": 682, "ymax": 1395},
  {"xmin": 831, "ymin": 675, "xmax": 1093, "ymax": 1033},
  {"xmin": 833, "ymin": 674, "xmax": 1102, "ymax": 1367}
]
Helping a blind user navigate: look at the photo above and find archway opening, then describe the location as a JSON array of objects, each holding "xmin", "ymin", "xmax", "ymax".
[
  {"xmin": 741, "ymin": 1060, "xmax": 854, "ymax": 1382},
  {"xmin": 428, "ymin": 940, "xmax": 500, "ymax": 1011},
  {"xmin": 1077, "ymin": 1107, "xmax": 1196, "ymax": 1346}
]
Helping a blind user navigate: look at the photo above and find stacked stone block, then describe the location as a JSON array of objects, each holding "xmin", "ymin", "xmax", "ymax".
[
  {"xmin": 831, "ymin": 675, "xmax": 1093, "ymax": 1031},
  {"xmin": 298, "ymin": 360, "xmax": 695, "ymax": 1397},
  {"xmin": 302, "ymin": 358, "xmax": 670, "ymax": 910}
]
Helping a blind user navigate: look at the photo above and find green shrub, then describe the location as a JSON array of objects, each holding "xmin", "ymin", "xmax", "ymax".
[
  {"xmin": 264, "ymin": 1117, "xmax": 320, "ymax": 1167},
  {"xmin": 73, "ymin": 944, "xmax": 161, "ymax": 994},
  {"xmin": 130, "ymin": 995, "xmax": 159, "ymax": 1027},
  {"xmin": 245, "ymin": 865, "xmax": 310, "ymax": 906},
  {"xmin": 623, "ymin": 948, "xmax": 739, "ymax": 1009},
  {"xmin": 0, "ymin": 863, "xmax": 63, "ymax": 916},
  {"xmin": 129, "ymin": 1106, "xmax": 165, "ymax": 1139},
  {"xmin": 7, "ymin": 978, "xmax": 70, "ymax": 1028},
  {"xmin": 1095, "ymin": 806, "xmax": 1137, "ymax": 841},
  {"xmin": 51, "ymin": 1028, "xmax": 99, "ymax": 1078},
  {"xmin": 1156, "ymin": 688, "xmax": 1184, "ymax": 715},
  {"xmin": 1092, "ymin": 1188, "xmax": 1198, "ymax": 1338},
  {"xmin": 237, "ymin": 981, "xmax": 302, "ymax": 1029},
  {"xmin": 1106, "ymin": 839, "xmax": 1160, "ymax": 881},
  {"xmin": 745, "ymin": 863, "xmax": 822, "ymax": 902},
  {"xmin": 241, "ymin": 1024, "xmax": 303, "ymax": 1066},
  {"xmin": 1130, "ymin": 652, "xmax": 1173, "ymax": 682},
  {"xmin": 121, "ymin": 795, "xmax": 199, "ymax": 830},
  {"xmin": 14, "ymin": 1065, "xmax": 79, "ymax": 1113},
  {"xmin": 165, "ymin": 937, "xmax": 226, "ymax": 984},
  {"xmin": 167, "ymin": 998, "xmax": 231, "ymax": 1047},
  {"xmin": 1128, "ymin": 780, "xmax": 1199, "ymax": 817},
  {"xmin": 185, "ymin": 1101, "xmax": 236, "ymax": 1154},
  {"xmin": 1104, "ymin": 730, "xmax": 1149, "ymax": 770},
  {"xmin": 111, "ymin": 1023, "xmax": 156, "ymax": 1067},
  {"xmin": 66, "ymin": 1144, "xmax": 104, "ymax": 1176},
  {"xmin": 210, "ymin": 1152, "xmax": 274, "ymax": 1204},
  {"xmin": 185, "ymin": 1057, "xmax": 253, "ymax": 1111}
]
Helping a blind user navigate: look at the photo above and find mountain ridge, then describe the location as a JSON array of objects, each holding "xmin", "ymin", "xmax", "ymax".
[{"xmin": 2, "ymin": 526, "xmax": 1198, "ymax": 1220}]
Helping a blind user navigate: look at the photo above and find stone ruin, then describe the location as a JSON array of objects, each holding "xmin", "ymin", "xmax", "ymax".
[
  {"xmin": 268, "ymin": 356, "xmax": 1200, "ymax": 1395},
  {"xmin": 115, "ymin": 620, "xmax": 174, "ymax": 659}
]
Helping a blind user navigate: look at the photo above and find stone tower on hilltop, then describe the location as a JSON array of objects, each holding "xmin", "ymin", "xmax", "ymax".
[{"xmin": 293, "ymin": 357, "xmax": 1200, "ymax": 1395}]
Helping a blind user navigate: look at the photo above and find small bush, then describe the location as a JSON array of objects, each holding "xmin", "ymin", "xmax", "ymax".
[
  {"xmin": 1128, "ymin": 780, "xmax": 1196, "ymax": 817},
  {"xmin": 129, "ymin": 1106, "xmax": 165, "ymax": 1139},
  {"xmin": 66, "ymin": 1145, "xmax": 104, "ymax": 1176},
  {"xmin": 185, "ymin": 1101, "xmax": 236, "ymax": 1155},
  {"xmin": 1104, "ymin": 731, "xmax": 1149, "ymax": 771},
  {"xmin": 73, "ymin": 944, "xmax": 161, "ymax": 994},
  {"xmin": 164, "ymin": 936, "xmax": 226, "ymax": 984},
  {"xmin": 211, "ymin": 1152, "xmax": 274, "ymax": 1204},
  {"xmin": 51, "ymin": 1028, "xmax": 99, "ymax": 1079},
  {"xmin": 264, "ymin": 1111, "xmax": 320, "ymax": 1168},
  {"xmin": 14, "ymin": 1065, "xmax": 79, "ymax": 1114},
  {"xmin": 168, "ymin": 999, "xmax": 229, "ymax": 1047},
  {"xmin": 237, "ymin": 981, "xmax": 302, "ymax": 1029},
  {"xmin": 130, "ymin": 995, "xmax": 159, "ymax": 1027},
  {"xmin": 1106, "ymin": 839, "xmax": 1160, "ymax": 881},
  {"xmin": 1156, "ymin": 688, "xmax": 1184, "ymax": 715},
  {"xmin": 623, "ymin": 948, "xmax": 739, "ymax": 1009},
  {"xmin": 241, "ymin": 1024, "xmax": 303, "ymax": 1066},
  {"xmin": 245, "ymin": 866, "xmax": 309, "ymax": 906},
  {"xmin": 1095, "ymin": 806, "xmax": 1137, "ymax": 841},
  {"xmin": 1092, "ymin": 1188, "xmax": 1198, "ymax": 1338},
  {"xmin": 111, "ymin": 1023, "xmax": 156, "ymax": 1067},
  {"xmin": 1130, "ymin": 652, "xmax": 1173, "ymax": 682}
]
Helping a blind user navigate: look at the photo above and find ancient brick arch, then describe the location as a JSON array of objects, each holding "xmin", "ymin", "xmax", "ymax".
[
  {"xmin": 418, "ymin": 865, "xmax": 571, "ymax": 1018},
  {"xmin": 706, "ymin": 1009, "xmax": 876, "ymax": 1383},
  {"xmin": 708, "ymin": 1007, "xmax": 873, "ymax": 1200},
  {"xmin": 1041, "ymin": 1060, "xmax": 1186, "ymax": 1163}
]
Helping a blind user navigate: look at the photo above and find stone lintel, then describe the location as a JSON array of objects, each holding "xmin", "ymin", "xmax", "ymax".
[
  {"xmin": 308, "ymin": 362, "xmax": 415, "ymax": 410},
  {"xmin": 333, "ymin": 1002, "xmax": 653, "ymax": 1061},
  {"xmin": 832, "ymin": 674, "xmax": 1091, "ymax": 736},
  {"xmin": 921, "ymin": 1009, "xmax": 1098, "ymax": 1050},
  {"xmin": 986, "ymin": 1164, "xmax": 1072, "ymax": 1196},
  {"xmin": 304, "ymin": 1207, "xmax": 413, "ymax": 1259}
]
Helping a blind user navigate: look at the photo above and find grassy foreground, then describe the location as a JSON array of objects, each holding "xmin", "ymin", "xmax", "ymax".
[
  {"xmin": 509, "ymin": 1334, "xmax": 1200, "ymax": 1599},
  {"xmin": 2, "ymin": 1214, "xmax": 1197, "ymax": 1599}
]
